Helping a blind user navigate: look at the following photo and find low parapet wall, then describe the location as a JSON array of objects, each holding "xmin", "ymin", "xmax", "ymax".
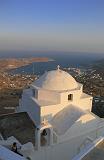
[{"xmin": 72, "ymin": 137, "xmax": 104, "ymax": 160}]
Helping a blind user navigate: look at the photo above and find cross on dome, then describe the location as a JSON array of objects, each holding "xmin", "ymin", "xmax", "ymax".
[{"xmin": 57, "ymin": 65, "xmax": 60, "ymax": 70}]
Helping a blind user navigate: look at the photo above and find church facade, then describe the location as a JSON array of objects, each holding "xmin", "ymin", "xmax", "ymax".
[{"xmin": 1, "ymin": 67, "xmax": 104, "ymax": 160}]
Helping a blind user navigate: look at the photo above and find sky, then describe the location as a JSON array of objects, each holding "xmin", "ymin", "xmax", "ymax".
[{"xmin": 0, "ymin": 0, "xmax": 104, "ymax": 53}]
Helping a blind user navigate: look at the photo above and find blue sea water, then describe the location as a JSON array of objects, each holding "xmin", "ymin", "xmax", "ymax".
[{"xmin": 1, "ymin": 51, "xmax": 104, "ymax": 75}]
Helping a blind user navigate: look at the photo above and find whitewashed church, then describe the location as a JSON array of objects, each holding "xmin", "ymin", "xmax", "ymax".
[{"xmin": 0, "ymin": 66, "xmax": 104, "ymax": 160}]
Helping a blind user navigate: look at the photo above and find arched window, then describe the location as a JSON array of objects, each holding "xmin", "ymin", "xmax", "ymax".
[{"xmin": 68, "ymin": 94, "xmax": 73, "ymax": 101}]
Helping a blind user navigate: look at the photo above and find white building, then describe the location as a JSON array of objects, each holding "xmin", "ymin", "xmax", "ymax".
[{"xmin": 1, "ymin": 67, "xmax": 104, "ymax": 160}]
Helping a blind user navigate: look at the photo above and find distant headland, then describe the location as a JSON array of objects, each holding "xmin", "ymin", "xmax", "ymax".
[{"xmin": 0, "ymin": 57, "xmax": 53, "ymax": 72}]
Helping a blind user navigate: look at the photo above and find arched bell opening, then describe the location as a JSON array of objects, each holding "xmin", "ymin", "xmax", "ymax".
[{"xmin": 40, "ymin": 128, "xmax": 51, "ymax": 146}]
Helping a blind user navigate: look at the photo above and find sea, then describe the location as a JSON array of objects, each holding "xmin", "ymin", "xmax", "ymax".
[{"xmin": 0, "ymin": 51, "xmax": 104, "ymax": 75}]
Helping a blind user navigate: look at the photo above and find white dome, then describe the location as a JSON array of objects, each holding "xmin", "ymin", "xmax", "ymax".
[{"xmin": 33, "ymin": 69, "xmax": 78, "ymax": 91}]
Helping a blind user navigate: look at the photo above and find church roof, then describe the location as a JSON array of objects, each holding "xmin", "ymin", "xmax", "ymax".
[
  {"xmin": 32, "ymin": 68, "xmax": 78, "ymax": 91},
  {"xmin": 50, "ymin": 104, "xmax": 86, "ymax": 135}
]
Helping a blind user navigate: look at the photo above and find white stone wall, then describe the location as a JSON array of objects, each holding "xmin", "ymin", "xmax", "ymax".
[
  {"xmin": 41, "ymin": 104, "xmax": 64, "ymax": 121},
  {"xmin": 19, "ymin": 90, "xmax": 40, "ymax": 126},
  {"xmin": 37, "ymin": 89, "xmax": 60, "ymax": 103},
  {"xmin": 73, "ymin": 97, "xmax": 92, "ymax": 111},
  {"xmin": 60, "ymin": 90, "xmax": 82, "ymax": 104}
]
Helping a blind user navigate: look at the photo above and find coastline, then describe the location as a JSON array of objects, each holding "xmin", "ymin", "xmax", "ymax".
[{"xmin": 0, "ymin": 57, "xmax": 53, "ymax": 72}]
